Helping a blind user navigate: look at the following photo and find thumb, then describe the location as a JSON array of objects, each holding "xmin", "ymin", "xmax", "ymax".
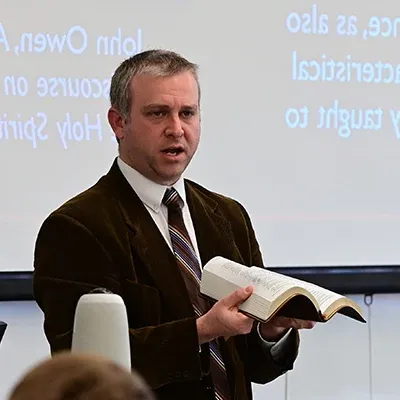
[{"xmin": 222, "ymin": 286, "xmax": 253, "ymax": 308}]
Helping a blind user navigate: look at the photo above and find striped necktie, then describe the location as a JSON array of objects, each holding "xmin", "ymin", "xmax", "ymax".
[{"xmin": 162, "ymin": 187, "xmax": 231, "ymax": 400}]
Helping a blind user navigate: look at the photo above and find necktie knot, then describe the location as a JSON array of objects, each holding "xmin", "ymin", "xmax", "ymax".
[{"xmin": 162, "ymin": 187, "xmax": 182, "ymax": 209}]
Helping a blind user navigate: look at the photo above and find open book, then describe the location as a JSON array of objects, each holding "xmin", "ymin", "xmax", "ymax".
[{"xmin": 199, "ymin": 257, "xmax": 366, "ymax": 323}]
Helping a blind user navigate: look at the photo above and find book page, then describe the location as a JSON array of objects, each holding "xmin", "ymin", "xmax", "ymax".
[
  {"xmin": 269, "ymin": 273, "xmax": 344, "ymax": 310},
  {"xmin": 299, "ymin": 282, "xmax": 343, "ymax": 310},
  {"xmin": 206, "ymin": 258, "xmax": 249, "ymax": 287},
  {"xmin": 242, "ymin": 267, "xmax": 296, "ymax": 300},
  {"xmin": 204, "ymin": 257, "xmax": 343, "ymax": 309},
  {"xmin": 246, "ymin": 264, "xmax": 343, "ymax": 310},
  {"xmin": 209, "ymin": 258, "xmax": 297, "ymax": 301}
]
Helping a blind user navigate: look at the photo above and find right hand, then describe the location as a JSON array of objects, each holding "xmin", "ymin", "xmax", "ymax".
[{"xmin": 196, "ymin": 286, "xmax": 254, "ymax": 344}]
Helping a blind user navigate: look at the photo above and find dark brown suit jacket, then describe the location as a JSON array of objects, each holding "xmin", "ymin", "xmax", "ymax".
[{"xmin": 33, "ymin": 159, "xmax": 298, "ymax": 400}]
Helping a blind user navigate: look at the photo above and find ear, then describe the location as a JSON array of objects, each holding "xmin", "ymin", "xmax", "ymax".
[{"xmin": 107, "ymin": 107, "xmax": 126, "ymax": 141}]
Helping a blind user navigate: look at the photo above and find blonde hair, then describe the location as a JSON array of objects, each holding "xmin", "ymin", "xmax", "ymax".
[{"xmin": 8, "ymin": 352, "xmax": 155, "ymax": 400}]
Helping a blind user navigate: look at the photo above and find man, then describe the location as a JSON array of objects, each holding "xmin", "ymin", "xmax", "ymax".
[{"xmin": 33, "ymin": 49, "xmax": 314, "ymax": 400}]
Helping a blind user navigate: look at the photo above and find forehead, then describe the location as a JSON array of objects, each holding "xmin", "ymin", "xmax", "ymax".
[{"xmin": 129, "ymin": 71, "xmax": 199, "ymax": 106}]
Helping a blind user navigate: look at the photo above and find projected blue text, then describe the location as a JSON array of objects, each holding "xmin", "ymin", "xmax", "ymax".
[
  {"xmin": 0, "ymin": 113, "xmax": 108, "ymax": 149},
  {"xmin": 0, "ymin": 113, "xmax": 47, "ymax": 149},
  {"xmin": 0, "ymin": 21, "xmax": 144, "ymax": 149},
  {"xmin": 283, "ymin": 5, "xmax": 400, "ymax": 139},
  {"xmin": 0, "ymin": 23, "xmax": 142, "ymax": 56}
]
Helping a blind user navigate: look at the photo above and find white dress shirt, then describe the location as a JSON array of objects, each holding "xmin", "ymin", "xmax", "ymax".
[{"xmin": 117, "ymin": 157, "xmax": 203, "ymax": 266}]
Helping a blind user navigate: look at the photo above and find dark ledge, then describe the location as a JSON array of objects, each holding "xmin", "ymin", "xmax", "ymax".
[{"xmin": 1, "ymin": 265, "xmax": 399, "ymax": 301}]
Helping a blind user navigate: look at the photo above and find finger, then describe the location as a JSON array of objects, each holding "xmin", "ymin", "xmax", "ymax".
[
  {"xmin": 284, "ymin": 319, "xmax": 315, "ymax": 329},
  {"xmin": 269, "ymin": 317, "xmax": 316, "ymax": 330},
  {"xmin": 288, "ymin": 318, "xmax": 316, "ymax": 330},
  {"xmin": 236, "ymin": 312, "xmax": 255, "ymax": 331},
  {"xmin": 221, "ymin": 286, "xmax": 253, "ymax": 308},
  {"xmin": 298, "ymin": 320, "xmax": 316, "ymax": 329},
  {"xmin": 236, "ymin": 310, "xmax": 253, "ymax": 323},
  {"xmin": 267, "ymin": 316, "xmax": 293, "ymax": 327}
]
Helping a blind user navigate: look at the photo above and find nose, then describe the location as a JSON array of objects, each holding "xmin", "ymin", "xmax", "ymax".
[{"xmin": 165, "ymin": 114, "xmax": 184, "ymax": 138}]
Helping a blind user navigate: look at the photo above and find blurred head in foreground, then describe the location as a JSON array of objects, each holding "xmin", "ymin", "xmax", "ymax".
[{"xmin": 8, "ymin": 352, "xmax": 155, "ymax": 400}]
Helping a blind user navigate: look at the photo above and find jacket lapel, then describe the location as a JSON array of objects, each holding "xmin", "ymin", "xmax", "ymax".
[
  {"xmin": 128, "ymin": 213, "xmax": 196, "ymax": 319},
  {"xmin": 185, "ymin": 181, "xmax": 244, "ymax": 267},
  {"xmin": 104, "ymin": 160, "xmax": 194, "ymax": 319}
]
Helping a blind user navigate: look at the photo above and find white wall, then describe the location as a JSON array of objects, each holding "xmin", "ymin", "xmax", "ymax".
[
  {"xmin": 0, "ymin": 294, "xmax": 399, "ymax": 400},
  {"xmin": 0, "ymin": 301, "xmax": 49, "ymax": 400}
]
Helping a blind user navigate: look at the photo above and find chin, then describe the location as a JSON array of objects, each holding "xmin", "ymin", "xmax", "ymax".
[
  {"xmin": 159, "ymin": 166, "xmax": 186, "ymax": 182},
  {"xmin": 160, "ymin": 171, "xmax": 184, "ymax": 186},
  {"xmin": 164, "ymin": 176, "xmax": 182, "ymax": 186}
]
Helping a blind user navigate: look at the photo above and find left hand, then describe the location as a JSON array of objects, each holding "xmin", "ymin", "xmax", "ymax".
[{"xmin": 259, "ymin": 316, "xmax": 316, "ymax": 342}]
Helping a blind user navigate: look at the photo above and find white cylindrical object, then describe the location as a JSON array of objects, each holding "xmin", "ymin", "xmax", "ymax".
[{"xmin": 71, "ymin": 293, "xmax": 131, "ymax": 371}]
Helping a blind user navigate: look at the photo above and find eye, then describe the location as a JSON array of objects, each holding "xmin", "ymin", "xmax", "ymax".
[
  {"xmin": 149, "ymin": 110, "xmax": 165, "ymax": 117},
  {"xmin": 181, "ymin": 110, "xmax": 195, "ymax": 118}
]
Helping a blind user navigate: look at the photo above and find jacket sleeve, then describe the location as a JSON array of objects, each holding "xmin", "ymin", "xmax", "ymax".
[
  {"xmin": 33, "ymin": 212, "xmax": 205, "ymax": 390},
  {"xmin": 234, "ymin": 201, "xmax": 300, "ymax": 384}
]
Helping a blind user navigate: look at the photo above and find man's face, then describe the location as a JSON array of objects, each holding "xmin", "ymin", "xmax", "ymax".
[{"xmin": 113, "ymin": 71, "xmax": 200, "ymax": 186}]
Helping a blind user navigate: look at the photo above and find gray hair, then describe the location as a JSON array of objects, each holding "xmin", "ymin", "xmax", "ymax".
[{"xmin": 110, "ymin": 49, "xmax": 200, "ymax": 120}]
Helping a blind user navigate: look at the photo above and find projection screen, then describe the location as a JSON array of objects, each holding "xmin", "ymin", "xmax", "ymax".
[{"xmin": 1, "ymin": 0, "xmax": 400, "ymax": 298}]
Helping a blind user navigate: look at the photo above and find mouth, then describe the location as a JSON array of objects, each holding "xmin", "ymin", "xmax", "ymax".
[{"xmin": 161, "ymin": 145, "xmax": 185, "ymax": 156}]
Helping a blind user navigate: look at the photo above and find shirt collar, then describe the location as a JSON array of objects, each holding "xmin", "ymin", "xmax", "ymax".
[{"xmin": 117, "ymin": 157, "xmax": 187, "ymax": 212}]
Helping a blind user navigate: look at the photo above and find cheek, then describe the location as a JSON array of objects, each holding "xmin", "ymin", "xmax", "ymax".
[
  {"xmin": 186, "ymin": 126, "xmax": 200, "ymax": 144},
  {"xmin": 132, "ymin": 129, "xmax": 165, "ymax": 158},
  {"xmin": 129, "ymin": 123, "xmax": 158, "ymax": 147}
]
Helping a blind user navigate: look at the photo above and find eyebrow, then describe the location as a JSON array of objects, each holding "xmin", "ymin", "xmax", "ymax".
[{"xmin": 141, "ymin": 104, "xmax": 198, "ymax": 111}]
